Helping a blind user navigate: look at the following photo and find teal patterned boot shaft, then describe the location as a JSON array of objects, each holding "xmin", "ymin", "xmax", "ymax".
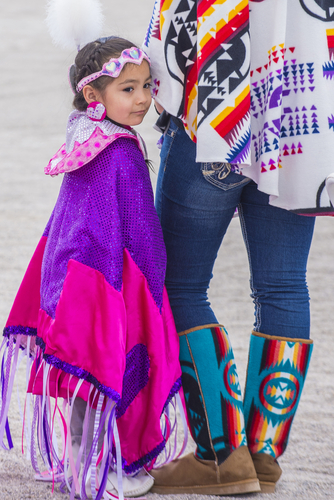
[
  {"xmin": 179, "ymin": 324, "xmax": 247, "ymax": 464},
  {"xmin": 244, "ymin": 332, "xmax": 313, "ymax": 458}
]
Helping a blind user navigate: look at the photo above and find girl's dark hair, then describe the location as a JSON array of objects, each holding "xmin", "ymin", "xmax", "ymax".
[{"xmin": 72, "ymin": 37, "xmax": 137, "ymax": 111}]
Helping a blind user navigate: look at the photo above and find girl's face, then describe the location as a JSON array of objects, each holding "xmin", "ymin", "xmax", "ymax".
[{"xmin": 85, "ymin": 61, "xmax": 152, "ymax": 127}]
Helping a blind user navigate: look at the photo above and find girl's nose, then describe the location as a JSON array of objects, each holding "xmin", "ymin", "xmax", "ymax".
[{"xmin": 137, "ymin": 88, "xmax": 150, "ymax": 104}]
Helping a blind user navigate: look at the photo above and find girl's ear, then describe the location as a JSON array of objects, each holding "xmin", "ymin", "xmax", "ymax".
[{"xmin": 82, "ymin": 85, "xmax": 100, "ymax": 104}]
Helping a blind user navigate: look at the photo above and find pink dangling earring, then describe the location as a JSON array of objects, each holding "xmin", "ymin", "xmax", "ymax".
[{"xmin": 86, "ymin": 101, "xmax": 106, "ymax": 121}]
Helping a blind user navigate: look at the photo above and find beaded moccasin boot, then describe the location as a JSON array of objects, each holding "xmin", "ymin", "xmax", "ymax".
[
  {"xmin": 244, "ymin": 331, "xmax": 313, "ymax": 492},
  {"xmin": 151, "ymin": 324, "xmax": 260, "ymax": 495}
]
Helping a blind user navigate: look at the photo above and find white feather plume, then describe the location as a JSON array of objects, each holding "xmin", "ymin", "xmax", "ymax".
[{"xmin": 46, "ymin": 0, "xmax": 105, "ymax": 50}]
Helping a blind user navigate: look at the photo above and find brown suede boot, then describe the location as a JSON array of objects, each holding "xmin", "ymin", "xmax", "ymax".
[
  {"xmin": 252, "ymin": 453, "xmax": 282, "ymax": 493},
  {"xmin": 150, "ymin": 446, "xmax": 260, "ymax": 495}
]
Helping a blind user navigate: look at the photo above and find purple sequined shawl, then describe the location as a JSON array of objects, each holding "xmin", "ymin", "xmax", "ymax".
[{"xmin": 41, "ymin": 137, "xmax": 166, "ymax": 319}]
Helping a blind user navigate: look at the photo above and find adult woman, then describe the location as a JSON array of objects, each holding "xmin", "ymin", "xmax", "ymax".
[{"xmin": 143, "ymin": 0, "xmax": 334, "ymax": 495}]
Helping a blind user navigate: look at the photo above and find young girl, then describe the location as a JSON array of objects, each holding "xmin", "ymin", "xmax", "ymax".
[{"xmin": 0, "ymin": 36, "xmax": 184, "ymax": 500}]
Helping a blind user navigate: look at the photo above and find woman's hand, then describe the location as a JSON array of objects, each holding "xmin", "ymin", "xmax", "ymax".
[{"xmin": 154, "ymin": 101, "xmax": 164, "ymax": 115}]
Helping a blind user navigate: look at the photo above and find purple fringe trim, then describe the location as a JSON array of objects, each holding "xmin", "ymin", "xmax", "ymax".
[
  {"xmin": 17, "ymin": 335, "xmax": 181, "ymax": 475},
  {"xmin": 123, "ymin": 439, "xmax": 166, "ymax": 474},
  {"xmin": 163, "ymin": 377, "xmax": 182, "ymax": 410},
  {"xmin": 3, "ymin": 325, "xmax": 37, "ymax": 338},
  {"xmin": 42, "ymin": 353, "xmax": 121, "ymax": 403}
]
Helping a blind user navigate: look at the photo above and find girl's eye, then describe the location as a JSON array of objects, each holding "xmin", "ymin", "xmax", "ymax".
[
  {"xmin": 144, "ymin": 82, "xmax": 152, "ymax": 89},
  {"xmin": 123, "ymin": 87, "xmax": 134, "ymax": 92}
]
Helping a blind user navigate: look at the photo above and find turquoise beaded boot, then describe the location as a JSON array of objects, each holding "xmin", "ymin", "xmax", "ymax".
[
  {"xmin": 151, "ymin": 324, "xmax": 260, "ymax": 495},
  {"xmin": 244, "ymin": 331, "xmax": 313, "ymax": 492}
]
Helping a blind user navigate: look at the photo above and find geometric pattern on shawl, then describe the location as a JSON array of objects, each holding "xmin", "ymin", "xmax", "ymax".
[
  {"xmin": 144, "ymin": 0, "xmax": 334, "ymax": 214},
  {"xmin": 144, "ymin": 0, "xmax": 251, "ymax": 163}
]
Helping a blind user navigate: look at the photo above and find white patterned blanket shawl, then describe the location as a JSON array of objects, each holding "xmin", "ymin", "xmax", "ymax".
[{"xmin": 144, "ymin": 0, "xmax": 334, "ymax": 215}]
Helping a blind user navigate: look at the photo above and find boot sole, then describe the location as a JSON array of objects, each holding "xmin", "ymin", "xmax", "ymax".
[
  {"xmin": 151, "ymin": 478, "xmax": 261, "ymax": 495},
  {"xmin": 259, "ymin": 481, "xmax": 276, "ymax": 493}
]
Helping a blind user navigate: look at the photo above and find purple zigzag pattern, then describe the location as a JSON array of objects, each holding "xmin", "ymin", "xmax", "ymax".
[
  {"xmin": 328, "ymin": 115, "xmax": 334, "ymax": 131},
  {"xmin": 323, "ymin": 61, "xmax": 334, "ymax": 80},
  {"xmin": 227, "ymin": 130, "xmax": 251, "ymax": 163},
  {"xmin": 144, "ymin": 0, "xmax": 160, "ymax": 46}
]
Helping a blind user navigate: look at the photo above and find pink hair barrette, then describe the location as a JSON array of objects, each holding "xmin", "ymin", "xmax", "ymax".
[{"xmin": 76, "ymin": 47, "xmax": 150, "ymax": 92}]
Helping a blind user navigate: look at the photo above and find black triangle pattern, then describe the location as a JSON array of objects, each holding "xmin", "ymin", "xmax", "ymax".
[
  {"xmin": 197, "ymin": 25, "xmax": 250, "ymax": 126},
  {"xmin": 164, "ymin": 0, "xmax": 197, "ymax": 87}
]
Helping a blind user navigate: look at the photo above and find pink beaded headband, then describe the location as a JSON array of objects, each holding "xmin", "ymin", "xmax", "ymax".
[{"xmin": 76, "ymin": 47, "xmax": 151, "ymax": 92}]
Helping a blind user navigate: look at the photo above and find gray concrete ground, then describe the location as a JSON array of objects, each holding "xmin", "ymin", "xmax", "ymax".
[{"xmin": 0, "ymin": 2, "xmax": 333, "ymax": 499}]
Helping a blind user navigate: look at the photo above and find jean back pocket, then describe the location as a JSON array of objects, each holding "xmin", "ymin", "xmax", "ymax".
[{"xmin": 201, "ymin": 162, "xmax": 250, "ymax": 191}]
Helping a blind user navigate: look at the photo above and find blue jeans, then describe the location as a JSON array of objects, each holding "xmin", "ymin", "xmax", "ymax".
[{"xmin": 155, "ymin": 119, "xmax": 315, "ymax": 339}]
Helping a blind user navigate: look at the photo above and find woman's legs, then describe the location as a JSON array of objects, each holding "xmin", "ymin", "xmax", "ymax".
[
  {"xmin": 156, "ymin": 123, "xmax": 315, "ymax": 339},
  {"xmin": 155, "ymin": 120, "xmax": 315, "ymax": 492},
  {"xmin": 239, "ymin": 184, "xmax": 315, "ymax": 490},
  {"xmin": 156, "ymin": 119, "xmax": 248, "ymax": 332},
  {"xmin": 153, "ymin": 121, "xmax": 260, "ymax": 495},
  {"xmin": 239, "ymin": 182, "xmax": 315, "ymax": 339}
]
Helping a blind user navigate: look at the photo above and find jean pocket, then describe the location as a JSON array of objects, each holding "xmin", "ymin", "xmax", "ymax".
[{"xmin": 201, "ymin": 162, "xmax": 250, "ymax": 191}]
